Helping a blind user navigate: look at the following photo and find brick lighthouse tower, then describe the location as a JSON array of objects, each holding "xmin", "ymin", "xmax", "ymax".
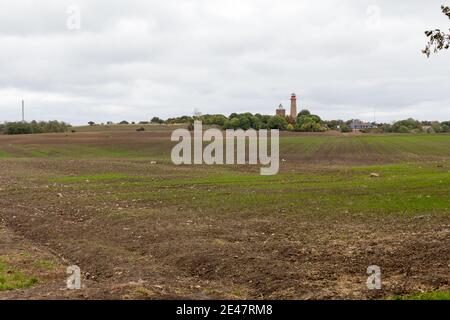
[{"xmin": 290, "ymin": 93, "xmax": 298, "ymax": 119}]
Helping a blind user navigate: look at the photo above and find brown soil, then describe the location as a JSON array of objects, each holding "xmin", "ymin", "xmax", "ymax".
[{"xmin": 0, "ymin": 132, "xmax": 448, "ymax": 300}]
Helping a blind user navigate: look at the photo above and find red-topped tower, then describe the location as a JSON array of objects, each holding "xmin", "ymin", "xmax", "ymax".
[{"xmin": 290, "ymin": 93, "xmax": 297, "ymax": 119}]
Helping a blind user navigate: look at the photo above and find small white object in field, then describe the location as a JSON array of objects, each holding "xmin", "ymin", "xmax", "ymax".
[
  {"xmin": 282, "ymin": 159, "xmax": 287, "ymax": 162},
  {"xmin": 150, "ymin": 161, "xmax": 157, "ymax": 165},
  {"xmin": 370, "ymin": 173, "xmax": 380, "ymax": 178},
  {"xmin": 57, "ymin": 193, "xmax": 63, "ymax": 198}
]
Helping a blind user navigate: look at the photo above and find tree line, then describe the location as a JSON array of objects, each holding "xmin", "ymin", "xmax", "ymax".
[
  {"xmin": 105, "ymin": 111, "xmax": 327, "ymax": 132},
  {"xmin": 114, "ymin": 111, "xmax": 450, "ymax": 134},
  {"xmin": 2, "ymin": 114, "xmax": 448, "ymax": 135},
  {"xmin": 0, "ymin": 121, "xmax": 71, "ymax": 135}
]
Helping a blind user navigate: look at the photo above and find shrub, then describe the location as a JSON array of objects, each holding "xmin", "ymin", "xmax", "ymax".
[
  {"xmin": 151, "ymin": 117, "xmax": 164, "ymax": 124},
  {"xmin": 295, "ymin": 114, "xmax": 327, "ymax": 132},
  {"xmin": 267, "ymin": 115, "xmax": 288, "ymax": 130},
  {"xmin": 392, "ymin": 118, "xmax": 423, "ymax": 133},
  {"xmin": 4, "ymin": 121, "xmax": 71, "ymax": 135},
  {"xmin": 430, "ymin": 121, "xmax": 446, "ymax": 133},
  {"xmin": 340, "ymin": 125, "xmax": 351, "ymax": 133},
  {"xmin": 223, "ymin": 117, "xmax": 241, "ymax": 130},
  {"xmin": 397, "ymin": 125, "xmax": 410, "ymax": 133},
  {"xmin": 199, "ymin": 114, "xmax": 228, "ymax": 126},
  {"xmin": 166, "ymin": 116, "xmax": 190, "ymax": 124},
  {"xmin": 298, "ymin": 109, "xmax": 311, "ymax": 117}
]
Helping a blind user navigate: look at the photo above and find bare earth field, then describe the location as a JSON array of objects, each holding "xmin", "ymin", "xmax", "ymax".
[{"xmin": 0, "ymin": 128, "xmax": 449, "ymax": 300}]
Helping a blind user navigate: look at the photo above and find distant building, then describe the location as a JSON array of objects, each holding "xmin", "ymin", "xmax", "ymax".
[
  {"xmin": 349, "ymin": 119, "xmax": 376, "ymax": 130},
  {"xmin": 276, "ymin": 104, "xmax": 286, "ymax": 117},
  {"xmin": 275, "ymin": 93, "xmax": 298, "ymax": 118},
  {"xmin": 290, "ymin": 93, "xmax": 297, "ymax": 119}
]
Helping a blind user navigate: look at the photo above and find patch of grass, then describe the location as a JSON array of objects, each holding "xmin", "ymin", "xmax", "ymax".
[
  {"xmin": 32, "ymin": 259, "xmax": 57, "ymax": 271},
  {"xmin": 1, "ymin": 142, "xmax": 173, "ymax": 160},
  {"xmin": 78, "ymin": 162, "xmax": 450, "ymax": 218},
  {"xmin": 0, "ymin": 150, "xmax": 10, "ymax": 158},
  {"xmin": 0, "ymin": 261, "xmax": 39, "ymax": 291},
  {"xmin": 391, "ymin": 291, "xmax": 450, "ymax": 300},
  {"xmin": 280, "ymin": 134, "xmax": 450, "ymax": 162}
]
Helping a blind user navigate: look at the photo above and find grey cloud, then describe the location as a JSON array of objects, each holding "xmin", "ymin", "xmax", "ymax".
[{"xmin": 0, "ymin": 0, "xmax": 449, "ymax": 124}]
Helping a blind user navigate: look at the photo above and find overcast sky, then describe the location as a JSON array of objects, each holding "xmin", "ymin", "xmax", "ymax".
[{"xmin": 0, "ymin": 0, "xmax": 449, "ymax": 124}]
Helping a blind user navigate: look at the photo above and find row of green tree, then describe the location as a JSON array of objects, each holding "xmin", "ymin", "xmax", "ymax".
[
  {"xmin": 0, "ymin": 121, "xmax": 71, "ymax": 135},
  {"xmin": 90, "ymin": 113, "xmax": 450, "ymax": 134},
  {"xmin": 160, "ymin": 110, "xmax": 329, "ymax": 132},
  {"xmin": 326, "ymin": 119, "xmax": 450, "ymax": 133},
  {"xmin": 362, "ymin": 119, "xmax": 450, "ymax": 134},
  {"xmin": 143, "ymin": 112, "xmax": 450, "ymax": 134}
]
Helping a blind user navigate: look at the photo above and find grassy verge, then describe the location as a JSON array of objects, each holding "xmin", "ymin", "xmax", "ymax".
[
  {"xmin": 391, "ymin": 291, "xmax": 450, "ymax": 300},
  {"xmin": 0, "ymin": 252, "xmax": 62, "ymax": 292},
  {"xmin": 0, "ymin": 261, "xmax": 38, "ymax": 291}
]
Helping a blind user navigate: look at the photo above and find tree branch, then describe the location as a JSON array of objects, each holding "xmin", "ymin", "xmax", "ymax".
[{"xmin": 423, "ymin": 5, "xmax": 450, "ymax": 57}]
